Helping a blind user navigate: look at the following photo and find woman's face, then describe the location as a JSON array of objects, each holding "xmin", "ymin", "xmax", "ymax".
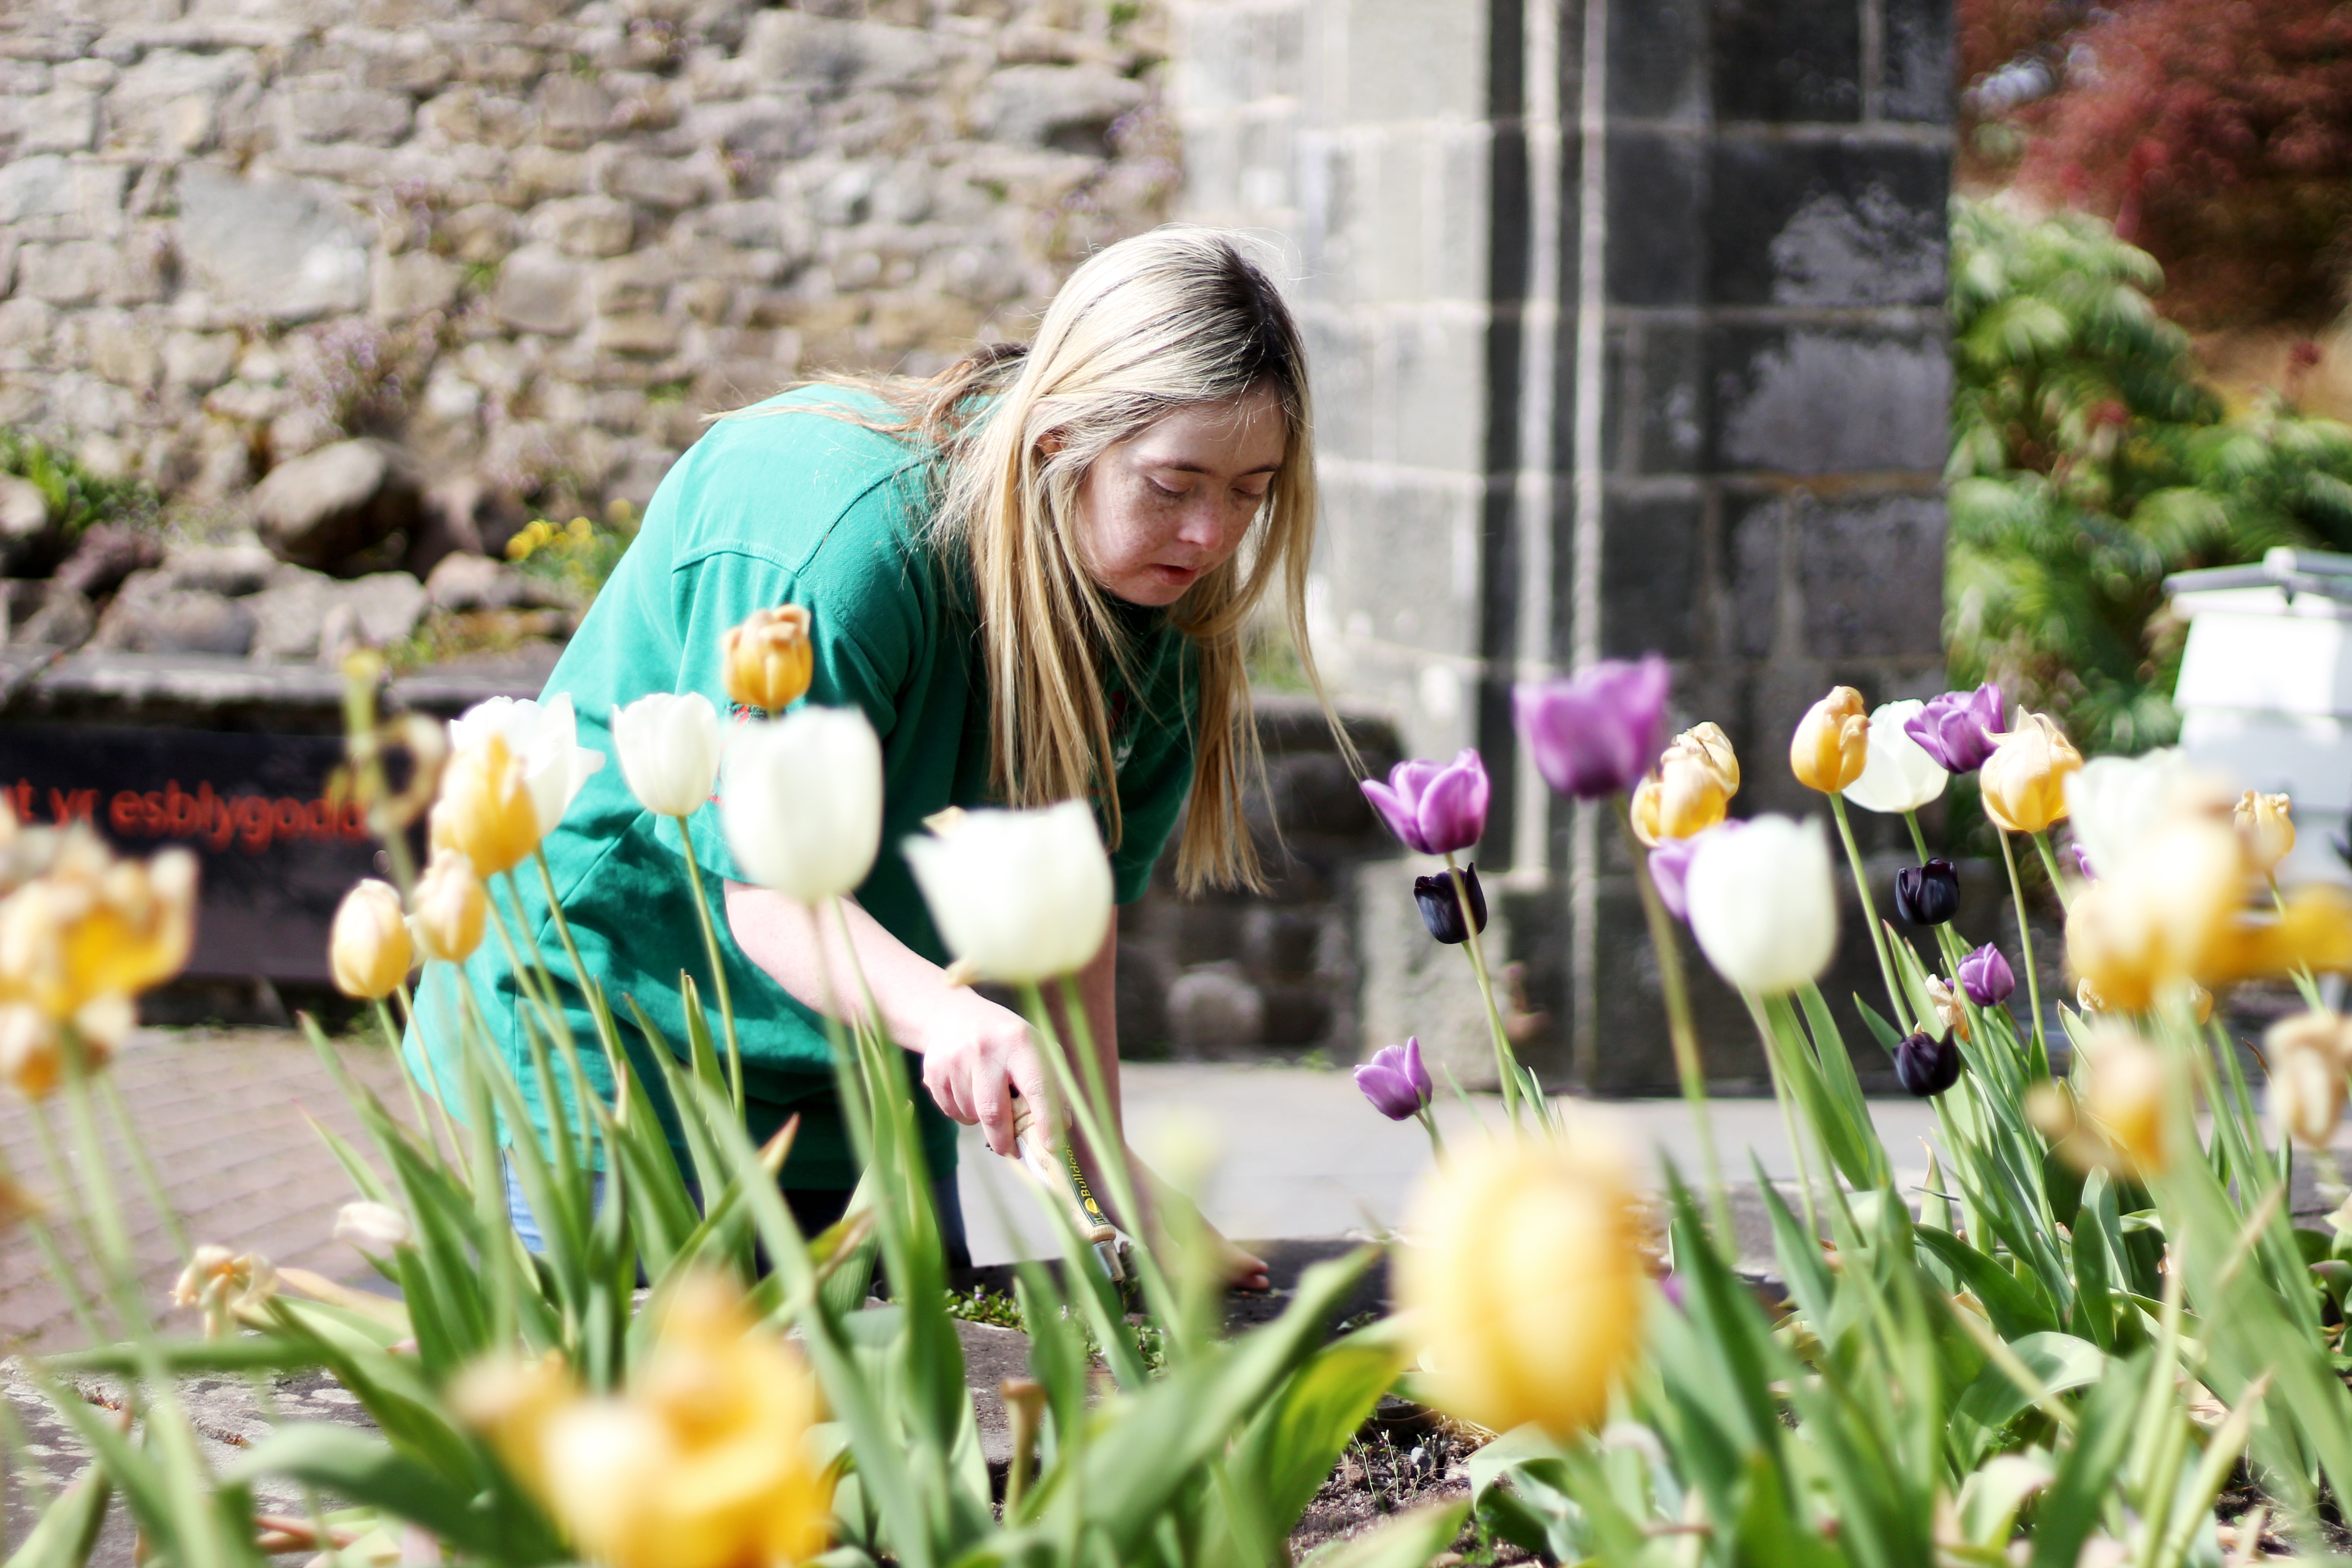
[{"xmin": 1068, "ymin": 385, "xmax": 1287, "ymax": 608}]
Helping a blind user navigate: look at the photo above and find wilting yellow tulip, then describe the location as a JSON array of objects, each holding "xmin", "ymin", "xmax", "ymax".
[
  {"xmin": 171, "ymin": 1244, "xmax": 279, "ymax": 1338},
  {"xmin": 1396, "ymin": 1131, "xmax": 1645, "ymax": 1437},
  {"xmin": 1789, "ymin": 687, "xmax": 1869, "ymax": 794},
  {"xmin": 432, "ymin": 731, "xmax": 540, "ymax": 878},
  {"xmin": 329, "ymin": 880, "xmax": 413, "ymax": 1000},
  {"xmin": 410, "ymin": 848, "xmax": 488, "ymax": 963},
  {"xmin": 2235, "ymin": 790, "xmax": 2296, "ymax": 873},
  {"xmin": 1630, "ymin": 723, "xmax": 1740, "ymax": 845},
  {"xmin": 2267, "ymin": 1013, "xmax": 2348, "ymax": 1147},
  {"xmin": 721, "ymin": 605, "xmax": 815, "ymax": 715},
  {"xmin": 1926, "ymin": 975, "xmax": 1970, "ymax": 1041},
  {"xmin": 2080, "ymin": 1025, "xmax": 2171, "ymax": 1174},
  {"xmin": 459, "ymin": 1273, "xmax": 831, "ymax": 1568},
  {"xmin": 1979, "ymin": 712, "xmax": 2082, "ymax": 834}
]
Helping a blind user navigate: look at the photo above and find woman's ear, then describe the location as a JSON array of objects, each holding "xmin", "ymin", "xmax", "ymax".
[{"xmin": 1035, "ymin": 429, "xmax": 1065, "ymax": 460}]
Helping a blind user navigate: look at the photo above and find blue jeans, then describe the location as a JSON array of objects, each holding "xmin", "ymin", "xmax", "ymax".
[{"xmin": 501, "ymin": 1158, "xmax": 971, "ymax": 1272}]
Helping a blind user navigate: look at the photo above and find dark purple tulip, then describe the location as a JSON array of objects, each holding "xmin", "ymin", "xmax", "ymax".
[
  {"xmin": 1513, "ymin": 655, "xmax": 1671, "ymax": 800},
  {"xmin": 1893, "ymin": 1030, "xmax": 1961, "ymax": 1097},
  {"xmin": 1354, "ymin": 1036, "xmax": 1433, "ymax": 1120},
  {"xmin": 1361, "ymin": 749, "xmax": 1490, "ymax": 855},
  {"xmin": 1893, "ymin": 858, "xmax": 1961, "ymax": 926},
  {"xmin": 1414, "ymin": 863, "xmax": 1488, "ymax": 945},
  {"xmin": 1957, "ymin": 943, "xmax": 2014, "ymax": 1007},
  {"xmin": 1903, "ymin": 682, "xmax": 2007, "ymax": 773}
]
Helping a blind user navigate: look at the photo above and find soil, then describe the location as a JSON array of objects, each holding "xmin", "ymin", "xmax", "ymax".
[{"xmin": 1286, "ymin": 1406, "xmax": 1534, "ymax": 1563}]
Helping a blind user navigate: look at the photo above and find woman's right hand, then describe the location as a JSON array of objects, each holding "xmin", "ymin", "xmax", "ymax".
[{"xmin": 913, "ymin": 988, "xmax": 1053, "ymax": 1157}]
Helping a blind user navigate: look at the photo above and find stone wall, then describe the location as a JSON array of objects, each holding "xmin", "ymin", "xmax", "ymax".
[{"xmin": 0, "ymin": 0, "xmax": 1176, "ymax": 539}]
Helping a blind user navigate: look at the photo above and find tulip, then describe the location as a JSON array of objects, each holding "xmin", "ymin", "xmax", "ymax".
[
  {"xmin": 2080, "ymin": 1025, "xmax": 2169, "ymax": 1173},
  {"xmin": 2071, "ymin": 843, "xmax": 2096, "ymax": 881},
  {"xmin": 1978, "ymin": 712, "xmax": 2082, "ymax": 834},
  {"xmin": 329, "ymin": 880, "xmax": 413, "ymax": 1000},
  {"xmin": 722, "ymin": 707, "xmax": 884, "ymax": 905},
  {"xmin": 1355, "ymin": 1037, "xmax": 1432, "ymax": 1120},
  {"xmin": 334, "ymin": 1200, "xmax": 414, "ymax": 1253},
  {"xmin": 1412, "ymin": 864, "xmax": 1487, "ymax": 946},
  {"xmin": 2063, "ymin": 750, "xmax": 2203, "ymax": 887},
  {"xmin": 2267, "ymin": 1009, "xmax": 2352, "ymax": 1069},
  {"xmin": 449, "ymin": 695, "xmax": 607, "ymax": 851},
  {"xmin": 721, "ymin": 604, "xmax": 815, "ymax": 715},
  {"xmin": 1904, "ymin": 682, "xmax": 2007, "ymax": 772},
  {"xmin": 0, "ymin": 1004, "xmax": 57, "ymax": 1099},
  {"xmin": 1684, "ymin": 815, "xmax": 1837, "ymax": 995},
  {"xmin": 1893, "ymin": 1029, "xmax": 1960, "ymax": 1097},
  {"xmin": 1958, "ymin": 943, "xmax": 2014, "ymax": 1006},
  {"xmin": 2267, "ymin": 1016, "xmax": 2347, "ymax": 1148},
  {"xmin": 1926, "ymin": 975, "xmax": 1970, "ymax": 1041},
  {"xmin": 172, "ymin": 1244, "xmax": 279, "ymax": 1338},
  {"xmin": 410, "ymin": 847, "xmax": 489, "ymax": 963},
  {"xmin": 432, "ymin": 732, "xmax": 540, "ymax": 877},
  {"xmin": 1396, "ymin": 1130, "xmax": 1644, "ymax": 1437},
  {"xmin": 1790, "ymin": 686, "xmax": 1870, "ymax": 794},
  {"xmin": 1512, "ymin": 656, "xmax": 1670, "ymax": 799},
  {"xmin": 1643, "ymin": 826, "xmax": 1723, "ymax": 923},
  {"xmin": 2076, "ymin": 977, "xmax": 2107, "ymax": 1014},
  {"xmin": 1894, "ymin": 858, "xmax": 1961, "ymax": 926},
  {"xmin": 1361, "ymin": 749, "xmax": 1489, "ymax": 855},
  {"xmin": 461, "ymin": 1273, "xmax": 831, "ymax": 1568},
  {"xmin": 612, "ymin": 691, "xmax": 725, "ymax": 818},
  {"xmin": 1630, "ymin": 723, "xmax": 1740, "ymax": 846},
  {"xmin": 2237, "ymin": 790, "xmax": 2296, "ymax": 873},
  {"xmin": 1842, "ymin": 699, "xmax": 1949, "ymax": 814},
  {"xmin": 904, "ymin": 799, "xmax": 1112, "ymax": 983}
]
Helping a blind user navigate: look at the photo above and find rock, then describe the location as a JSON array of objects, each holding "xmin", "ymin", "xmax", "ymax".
[
  {"xmin": 251, "ymin": 439, "xmax": 424, "ymax": 572},
  {"xmin": 491, "ymin": 244, "xmax": 588, "ymax": 336},
  {"xmin": 971, "ymin": 63, "xmax": 1146, "ymax": 152},
  {"xmin": 54, "ymin": 524, "xmax": 162, "ymax": 598},
  {"xmin": 92, "ymin": 578, "xmax": 256, "ymax": 656},
  {"xmin": 424, "ymin": 550, "xmax": 562, "ymax": 613},
  {"xmin": 529, "ymin": 195, "xmax": 635, "ymax": 258},
  {"xmin": 0, "ymin": 578, "xmax": 44, "ymax": 632},
  {"xmin": 174, "ymin": 165, "xmax": 370, "ymax": 324},
  {"xmin": 246, "ymin": 568, "xmax": 426, "ymax": 661},
  {"xmin": 1167, "ymin": 963, "xmax": 1266, "ymax": 1056},
  {"xmin": 405, "ymin": 478, "xmax": 526, "ymax": 578},
  {"xmin": 155, "ymin": 543, "xmax": 277, "ymax": 598},
  {"xmin": 12, "ymin": 583, "xmax": 93, "ymax": 650},
  {"xmin": 0, "ymin": 473, "xmax": 50, "ymax": 574}
]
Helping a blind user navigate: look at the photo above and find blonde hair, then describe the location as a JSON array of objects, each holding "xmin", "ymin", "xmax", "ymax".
[{"xmin": 798, "ymin": 228, "xmax": 1338, "ymax": 893}]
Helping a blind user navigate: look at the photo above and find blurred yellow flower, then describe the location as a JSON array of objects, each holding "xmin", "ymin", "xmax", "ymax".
[
  {"xmin": 2267, "ymin": 1013, "xmax": 2346, "ymax": 1148},
  {"xmin": 1789, "ymin": 686, "xmax": 1869, "ymax": 794},
  {"xmin": 1979, "ymin": 713, "xmax": 2082, "ymax": 834},
  {"xmin": 0, "ymin": 829, "xmax": 194, "ymax": 1084},
  {"xmin": 432, "ymin": 732, "xmax": 540, "ymax": 878},
  {"xmin": 2079, "ymin": 1025, "xmax": 2170, "ymax": 1174},
  {"xmin": 1926, "ymin": 975, "xmax": 1970, "ymax": 1041},
  {"xmin": 0, "ymin": 1005, "xmax": 58, "ymax": 1098},
  {"xmin": 1396, "ymin": 1130, "xmax": 1645, "ymax": 1437},
  {"xmin": 0, "ymin": 1171, "xmax": 31, "ymax": 1237},
  {"xmin": 459, "ymin": 1273, "xmax": 831, "ymax": 1568},
  {"xmin": 1630, "ymin": 723, "xmax": 1739, "ymax": 846},
  {"xmin": 721, "ymin": 605, "xmax": 815, "ymax": 715},
  {"xmin": 172, "ymin": 1244, "xmax": 279, "ymax": 1338},
  {"xmin": 2235, "ymin": 790, "xmax": 2296, "ymax": 874},
  {"xmin": 329, "ymin": 880, "xmax": 413, "ymax": 1000},
  {"xmin": 410, "ymin": 848, "xmax": 488, "ymax": 964}
]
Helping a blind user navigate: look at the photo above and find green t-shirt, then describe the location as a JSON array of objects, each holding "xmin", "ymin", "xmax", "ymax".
[{"xmin": 408, "ymin": 386, "xmax": 1200, "ymax": 1187}]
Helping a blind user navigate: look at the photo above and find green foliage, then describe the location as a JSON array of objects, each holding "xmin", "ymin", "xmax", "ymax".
[
  {"xmin": 0, "ymin": 429, "xmax": 157, "ymax": 540},
  {"xmin": 1947, "ymin": 196, "xmax": 2352, "ymax": 755}
]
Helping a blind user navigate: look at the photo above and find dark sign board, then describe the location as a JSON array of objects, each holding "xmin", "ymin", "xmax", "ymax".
[{"xmin": 0, "ymin": 725, "xmax": 374, "ymax": 982}]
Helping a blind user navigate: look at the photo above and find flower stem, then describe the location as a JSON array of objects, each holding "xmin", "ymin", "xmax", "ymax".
[
  {"xmin": 1999, "ymin": 829, "xmax": 2051, "ymax": 1079},
  {"xmin": 397, "ymin": 981, "xmax": 472, "ymax": 1191},
  {"xmin": 2029, "ymin": 831, "xmax": 2073, "ymax": 916},
  {"xmin": 2270, "ymin": 872, "xmax": 2328, "ymax": 1012},
  {"xmin": 1830, "ymin": 792, "xmax": 1911, "ymax": 1032},
  {"xmin": 672, "ymin": 821, "xmax": 746, "ymax": 1112},
  {"xmin": 1445, "ymin": 855, "xmax": 1522, "ymax": 1127}
]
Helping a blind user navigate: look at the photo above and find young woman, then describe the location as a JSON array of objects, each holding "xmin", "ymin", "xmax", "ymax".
[{"xmin": 422, "ymin": 227, "xmax": 1331, "ymax": 1288}]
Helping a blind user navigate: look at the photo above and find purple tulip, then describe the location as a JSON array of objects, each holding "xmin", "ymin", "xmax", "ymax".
[
  {"xmin": 1513, "ymin": 655, "xmax": 1671, "ymax": 800},
  {"xmin": 1903, "ymin": 682, "xmax": 2008, "ymax": 773},
  {"xmin": 1355, "ymin": 1036, "xmax": 1433, "ymax": 1120},
  {"xmin": 1957, "ymin": 943, "xmax": 2014, "ymax": 1008},
  {"xmin": 1361, "ymin": 749, "xmax": 1490, "ymax": 855},
  {"xmin": 1894, "ymin": 1029, "xmax": 1962, "ymax": 1097},
  {"xmin": 1413, "ymin": 864, "xmax": 1488, "ymax": 945},
  {"xmin": 2070, "ymin": 842, "xmax": 2096, "ymax": 881},
  {"xmin": 1643, "ymin": 820, "xmax": 1741, "ymax": 922}
]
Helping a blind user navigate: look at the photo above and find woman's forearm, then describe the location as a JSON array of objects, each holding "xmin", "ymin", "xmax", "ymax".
[{"xmin": 722, "ymin": 880, "xmax": 964, "ymax": 1052}]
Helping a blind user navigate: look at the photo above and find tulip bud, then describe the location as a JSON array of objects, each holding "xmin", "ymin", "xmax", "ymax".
[
  {"xmin": 1894, "ymin": 858, "xmax": 1961, "ymax": 926},
  {"xmin": 1355, "ymin": 1037, "xmax": 1433, "ymax": 1120},
  {"xmin": 2267, "ymin": 1009, "xmax": 2352, "ymax": 1069},
  {"xmin": 2081, "ymin": 1026, "xmax": 2169, "ymax": 1173},
  {"xmin": 1893, "ymin": 1030, "xmax": 1960, "ymax": 1097},
  {"xmin": 1842, "ymin": 699, "xmax": 1950, "ymax": 814},
  {"xmin": 1978, "ymin": 712, "xmax": 2082, "ymax": 834},
  {"xmin": 335, "ymin": 1199, "xmax": 414, "ymax": 1253},
  {"xmin": 432, "ymin": 731, "xmax": 540, "ymax": 877},
  {"xmin": 1685, "ymin": 815, "xmax": 1838, "ymax": 995},
  {"xmin": 904, "ymin": 799, "xmax": 1112, "ymax": 983},
  {"xmin": 721, "ymin": 604, "xmax": 815, "ymax": 715},
  {"xmin": 448, "ymin": 695, "xmax": 606, "ymax": 851},
  {"xmin": 329, "ymin": 880, "xmax": 413, "ymax": 1000},
  {"xmin": 1925, "ymin": 975, "xmax": 1970, "ymax": 1041},
  {"xmin": 2269, "ymin": 1034, "xmax": 2346, "ymax": 1148},
  {"xmin": 1958, "ymin": 944, "xmax": 2014, "ymax": 1007},
  {"xmin": 2236, "ymin": 790, "xmax": 2296, "ymax": 873},
  {"xmin": 411, "ymin": 847, "xmax": 489, "ymax": 963},
  {"xmin": 612, "ymin": 691, "xmax": 725, "ymax": 818},
  {"xmin": 1512, "ymin": 656, "xmax": 1670, "ymax": 799},
  {"xmin": 1412, "ymin": 864, "xmax": 1487, "ymax": 945},
  {"xmin": 1396, "ymin": 1129, "xmax": 1645, "ymax": 1437},
  {"xmin": 1790, "ymin": 687, "xmax": 1870, "ymax": 794},
  {"xmin": 1362, "ymin": 750, "xmax": 1489, "ymax": 855},
  {"xmin": 1630, "ymin": 723, "xmax": 1740, "ymax": 846},
  {"xmin": 1904, "ymin": 682, "xmax": 2007, "ymax": 772},
  {"xmin": 721, "ymin": 707, "xmax": 884, "ymax": 905}
]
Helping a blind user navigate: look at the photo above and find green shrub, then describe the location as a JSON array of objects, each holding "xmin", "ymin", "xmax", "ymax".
[{"xmin": 0, "ymin": 428, "xmax": 158, "ymax": 542}]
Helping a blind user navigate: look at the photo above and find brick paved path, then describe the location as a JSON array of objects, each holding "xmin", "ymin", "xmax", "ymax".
[{"xmin": 0, "ymin": 1028, "xmax": 413, "ymax": 1353}]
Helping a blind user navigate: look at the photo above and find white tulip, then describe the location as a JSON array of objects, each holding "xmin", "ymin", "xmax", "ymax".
[
  {"xmin": 1685, "ymin": 814, "xmax": 1837, "ymax": 995},
  {"xmin": 334, "ymin": 1199, "xmax": 413, "ymax": 1253},
  {"xmin": 1841, "ymin": 699, "xmax": 1948, "ymax": 814},
  {"xmin": 720, "ymin": 707, "xmax": 882, "ymax": 902},
  {"xmin": 2062, "ymin": 748, "xmax": 2220, "ymax": 883},
  {"xmin": 611, "ymin": 692, "xmax": 725, "ymax": 818},
  {"xmin": 903, "ymin": 800, "xmax": 1113, "ymax": 984},
  {"xmin": 451, "ymin": 694, "xmax": 606, "ymax": 844}
]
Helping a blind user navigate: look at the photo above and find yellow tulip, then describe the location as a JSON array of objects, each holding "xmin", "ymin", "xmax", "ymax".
[
  {"xmin": 2235, "ymin": 790, "xmax": 2296, "ymax": 873},
  {"xmin": 1789, "ymin": 687, "xmax": 1869, "ymax": 794},
  {"xmin": 0, "ymin": 829, "xmax": 196, "ymax": 1046},
  {"xmin": 1926, "ymin": 975, "xmax": 1970, "ymax": 1041},
  {"xmin": 1396, "ymin": 1131, "xmax": 1645, "ymax": 1437},
  {"xmin": 1979, "ymin": 712, "xmax": 2082, "ymax": 834},
  {"xmin": 329, "ymin": 880, "xmax": 414, "ymax": 1000},
  {"xmin": 0, "ymin": 1004, "xmax": 58, "ymax": 1099},
  {"xmin": 1629, "ymin": 723, "xmax": 1740, "ymax": 846},
  {"xmin": 2266, "ymin": 1012, "xmax": 2348, "ymax": 1148},
  {"xmin": 432, "ymin": 732, "xmax": 540, "ymax": 877},
  {"xmin": 410, "ymin": 848, "xmax": 489, "ymax": 964},
  {"xmin": 171, "ymin": 1244, "xmax": 279, "ymax": 1338},
  {"xmin": 721, "ymin": 605, "xmax": 815, "ymax": 715},
  {"xmin": 2079, "ymin": 1025, "xmax": 2170, "ymax": 1174},
  {"xmin": 459, "ymin": 1273, "xmax": 832, "ymax": 1568}
]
